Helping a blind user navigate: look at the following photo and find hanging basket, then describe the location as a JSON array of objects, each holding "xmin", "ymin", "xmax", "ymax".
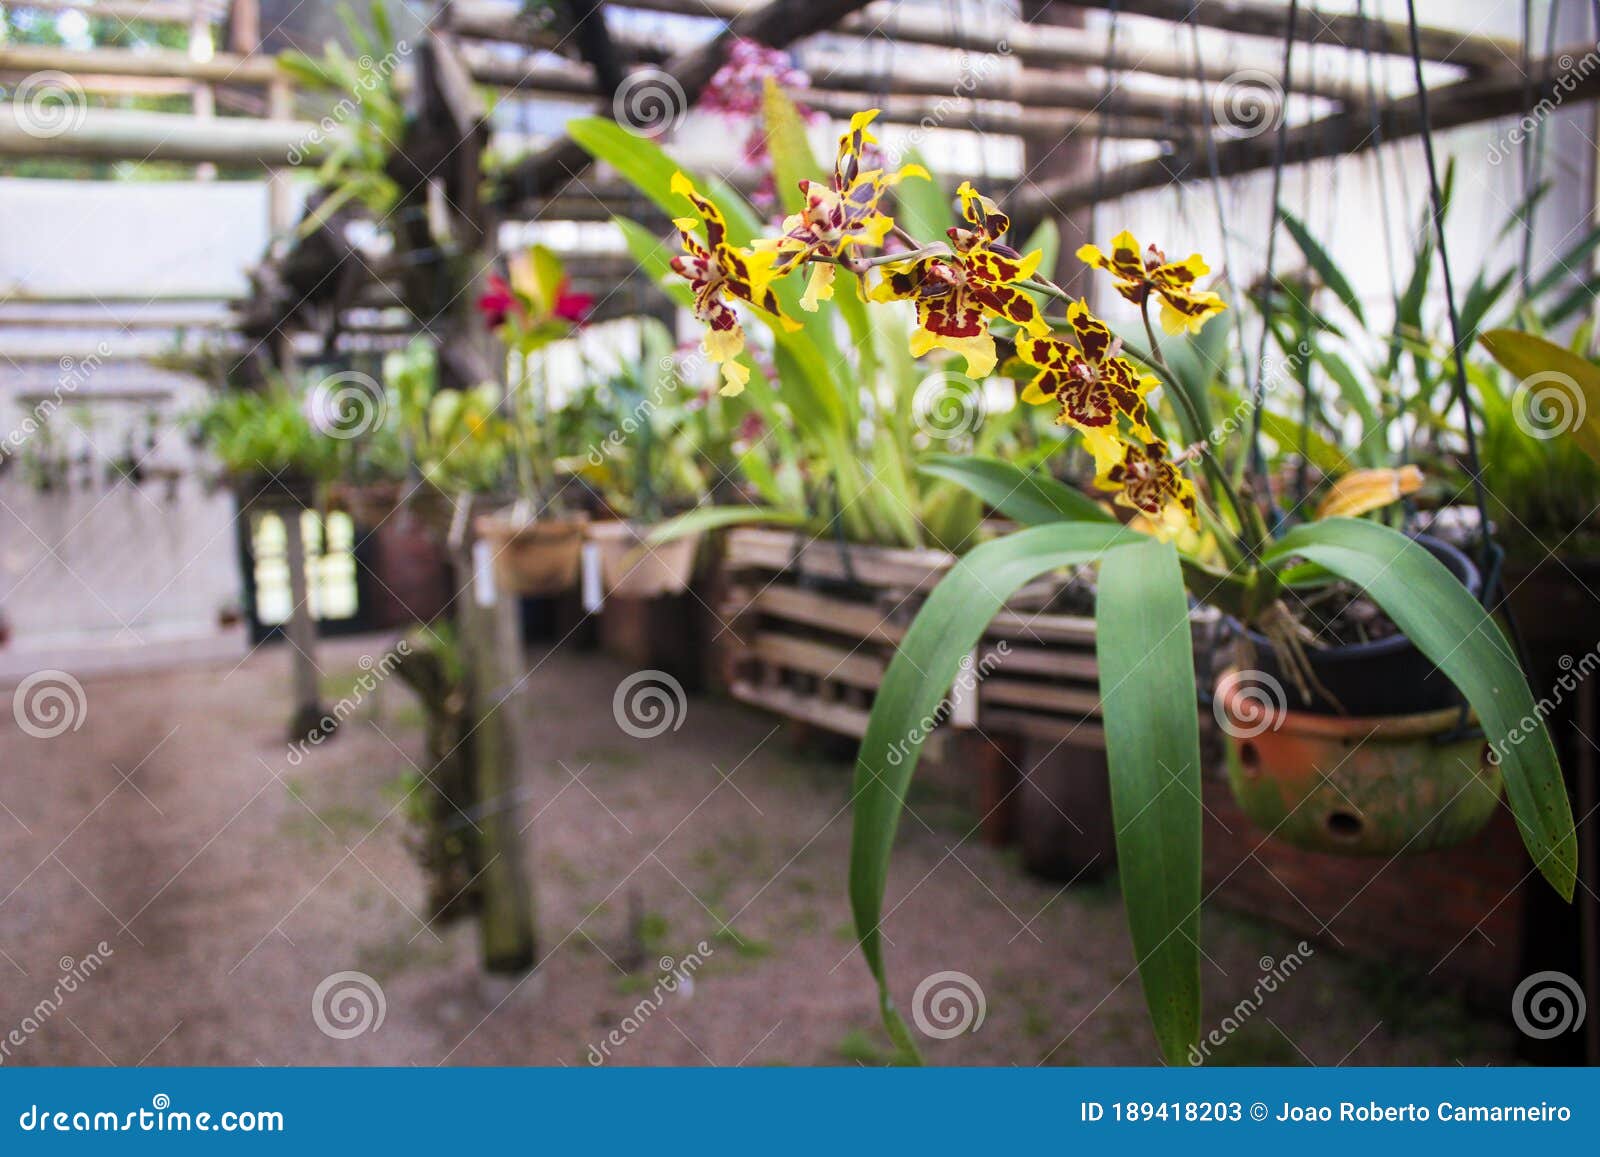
[
  {"xmin": 330, "ymin": 479, "xmax": 407, "ymax": 528},
  {"xmin": 589, "ymin": 520, "xmax": 699, "ymax": 598},
  {"xmin": 232, "ymin": 471, "xmax": 316, "ymax": 513},
  {"xmin": 1214, "ymin": 668, "xmax": 1502, "ymax": 856},
  {"xmin": 474, "ymin": 511, "xmax": 589, "ymax": 597}
]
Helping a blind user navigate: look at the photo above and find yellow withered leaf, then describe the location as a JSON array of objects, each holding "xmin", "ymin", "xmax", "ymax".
[{"xmin": 1314, "ymin": 466, "xmax": 1424, "ymax": 520}]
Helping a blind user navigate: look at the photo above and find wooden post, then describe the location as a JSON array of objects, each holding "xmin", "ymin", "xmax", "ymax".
[
  {"xmin": 279, "ymin": 501, "xmax": 327, "ymax": 740},
  {"xmin": 966, "ymin": 731, "xmax": 1021, "ymax": 848},
  {"xmin": 458, "ymin": 536, "xmax": 537, "ymax": 974},
  {"xmin": 189, "ymin": 10, "xmax": 217, "ymax": 180},
  {"xmin": 228, "ymin": 0, "xmax": 260, "ymax": 56}
]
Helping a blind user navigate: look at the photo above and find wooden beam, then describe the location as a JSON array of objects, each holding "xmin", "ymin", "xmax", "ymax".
[
  {"xmin": 804, "ymin": 50, "xmax": 1268, "ymax": 127},
  {"xmin": 1060, "ymin": 0, "xmax": 1518, "ymax": 72},
  {"xmin": 452, "ymin": 0, "xmax": 1378, "ymax": 103},
  {"xmin": 802, "ymin": 89, "xmax": 1179, "ymax": 142},
  {"xmin": 1012, "ymin": 47, "xmax": 1596, "ymax": 217},
  {"xmin": 0, "ymin": 106, "xmax": 323, "ymax": 165},
  {"xmin": 471, "ymin": 52, "xmax": 1182, "ymax": 140},
  {"xmin": 5, "ymin": 0, "xmax": 198, "ymax": 25},
  {"xmin": 492, "ymin": 0, "xmax": 879, "ymax": 203},
  {"xmin": 0, "ymin": 43, "xmax": 281, "ymax": 84}
]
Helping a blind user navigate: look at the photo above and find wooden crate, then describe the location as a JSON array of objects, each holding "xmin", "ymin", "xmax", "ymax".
[
  {"xmin": 717, "ymin": 527, "xmax": 957, "ymax": 740},
  {"xmin": 716, "ymin": 526, "xmax": 1107, "ymax": 746}
]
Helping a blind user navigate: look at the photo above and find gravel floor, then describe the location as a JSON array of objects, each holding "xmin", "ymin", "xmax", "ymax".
[{"xmin": 0, "ymin": 634, "xmax": 1520, "ymax": 1067}]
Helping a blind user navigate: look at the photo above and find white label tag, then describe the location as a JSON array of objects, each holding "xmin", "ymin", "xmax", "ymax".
[
  {"xmin": 473, "ymin": 539, "xmax": 496, "ymax": 608},
  {"xmin": 581, "ymin": 541, "xmax": 604, "ymax": 612},
  {"xmin": 950, "ymin": 647, "xmax": 979, "ymax": 729}
]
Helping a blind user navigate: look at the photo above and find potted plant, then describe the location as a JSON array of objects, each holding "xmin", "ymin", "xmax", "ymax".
[
  {"xmin": 575, "ymin": 318, "xmax": 722, "ymax": 598},
  {"xmin": 472, "ymin": 245, "xmax": 594, "ymax": 596},
  {"xmin": 196, "ymin": 381, "xmax": 341, "ymax": 511},
  {"xmin": 614, "ymin": 104, "xmax": 1576, "ymax": 1064}
]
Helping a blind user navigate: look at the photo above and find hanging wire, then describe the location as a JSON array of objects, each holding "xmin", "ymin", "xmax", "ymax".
[
  {"xmin": 1291, "ymin": 29, "xmax": 1323, "ymax": 509},
  {"xmin": 1245, "ymin": 0, "xmax": 1302, "ymax": 492},
  {"xmin": 1400, "ymin": 0, "xmax": 1497, "ymax": 594},
  {"xmin": 1184, "ymin": 19, "xmax": 1252, "ymax": 412},
  {"xmin": 1519, "ymin": 1, "xmax": 1562, "ymax": 302},
  {"xmin": 1355, "ymin": 0, "xmax": 1405, "ymax": 354},
  {"xmin": 1089, "ymin": 0, "xmax": 1125, "ymax": 250}
]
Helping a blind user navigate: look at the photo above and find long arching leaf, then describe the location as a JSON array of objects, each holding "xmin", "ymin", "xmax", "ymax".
[
  {"xmin": 850, "ymin": 522, "xmax": 1141, "ymax": 1059},
  {"xmin": 1095, "ymin": 536, "xmax": 1203, "ymax": 1063},
  {"xmin": 646, "ymin": 505, "xmax": 808, "ymax": 545},
  {"xmin": 1266, "ymin": 518, "xmax": 1577, "ymax": 900},
  {"xmin": 917, "ymin": 454, "xmax": 1115, "ymax": 526}
]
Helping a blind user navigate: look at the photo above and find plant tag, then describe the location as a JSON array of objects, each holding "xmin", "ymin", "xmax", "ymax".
[
  {"xmin": 472, "ymin": 539, "xmax": 496, "ymax": 608},
  {"xmin": 581, "ymin": 542, "xmax": 605, "ymax": 612},
  {"xmin": 949, "ymin": 647, "xmax": 979, "ymax": 729}
]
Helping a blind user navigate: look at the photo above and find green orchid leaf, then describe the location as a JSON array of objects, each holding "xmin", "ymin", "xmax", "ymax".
[
  {"xmin": 1095, "ymin": 536, "xmax": 1204, "ymax": 1063},
  {"xmin": 894, "ymin": 147, "xmax": 953, "ymax": 240},
  {"xmin": 762, "ymin": 79, "xmax": 821, "ymax": 218},
  {"xmin": 1528, "ymin": 221, "xmax": 1600, "ymax": 303},
  {"xmin": 850, "ymin": 522, "xmax": 1142, "ymax": 1061},
  {"xmin": 1279, "ymin": 207, "xmax": 1365, "ymax": 326},
  {"xmin": 1266, "ymin": 518, "xmax": 1577, "ymax": 900},
  {"xmin": 917, "ymin": 453, "xmax": 1114, "ymax": 526},
  {"xmin": 646, "ymin": 505, "xmax": 809, "ymax": 545}
]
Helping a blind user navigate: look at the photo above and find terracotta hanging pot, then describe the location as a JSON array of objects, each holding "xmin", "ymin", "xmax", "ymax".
[
  {"xmin": 1230, "ymin": 534, "xmax": 1480, "ymax": 716},
  {"xmin": 588, "ymin": 520, "xmax": 699, "ymax": 598},
  {"xmin": 1214, "ymin": 667, "xmax": 1502, "ymax": 855},
  {"xmin": 474, "ymin": 511, "xmax": 589, "ymax": 596}
]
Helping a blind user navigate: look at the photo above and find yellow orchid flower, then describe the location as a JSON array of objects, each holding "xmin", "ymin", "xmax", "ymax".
[
  {"xmin": 1095, "ymin": 439, "xmax": 1201, "ymax": 534},
  {"xmin": 1017, "ymin": 299, "xmax": 1157, "ymax": 462},
  {"xmin": 870, "ymin": 181, "xmax": 1048, "ymax": 377},
  {"xmin": 755, "ymin": 109, "xmax": 929, "ymax": 312},
  {"xmin": 669, "ymin": 171, "xmax": 798, "ymax": 396},
  {"xmin": 1077, "ymin": 230, "xmax": 1227, "ymax": 336}
]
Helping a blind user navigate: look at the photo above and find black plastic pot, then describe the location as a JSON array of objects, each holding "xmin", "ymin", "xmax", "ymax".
[{"xmin": 1231, "ymin": 534, "xmax": 1481, "ymax": 718}]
